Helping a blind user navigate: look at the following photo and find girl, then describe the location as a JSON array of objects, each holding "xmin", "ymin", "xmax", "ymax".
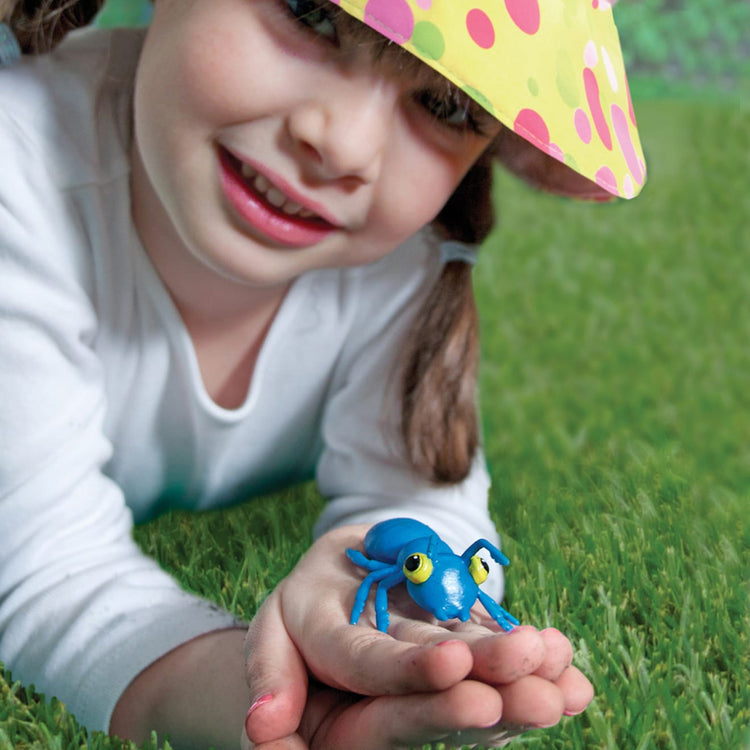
[{"xmin": 0, "ymin": 0, "xmax": 645, "ymax": 748}]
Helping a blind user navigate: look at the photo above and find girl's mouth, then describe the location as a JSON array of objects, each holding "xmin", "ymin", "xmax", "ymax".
[{"xmin": 218, "ymin": 147, "xmax": 337, "ymax": 248}]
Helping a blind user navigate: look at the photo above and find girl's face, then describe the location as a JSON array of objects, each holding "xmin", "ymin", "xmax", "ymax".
[{"xmin": 132, "ymin": 0, "xmax": 500, "ymax": 290}]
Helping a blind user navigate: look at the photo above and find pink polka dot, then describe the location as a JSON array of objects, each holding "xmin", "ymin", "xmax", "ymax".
[
  {"xmin": 601, "ymin": 45, "xmax": 618, "ymax": 92},
  {"xmin": 364, "ymin": 0, "xmax": 414, "ymax": 43},
  {"xmin": 625, "ymin": 75, "xmax": 637, "ymax": 127},
  {"xmin": 415, "ymin": 0, "xmax": 431, "ymax": 7},
  {"xmin": 548, "ymin": 142, "xmax": 564, "ymax": 162},
  {"xmin": 514, "ymin": 108, "xmax": 550, "ymax": 149},
  {"xmin": 584, "ymin": 40, "xmax": 598, "ymax": 68},
  {"xmin": 466, "ymin": 8, "xmax": 495, "ymax": 49},
  {"xmin": 595, "ymin": 165, "xmax": 618, "ymax": 193},
  {"xmin": 623, "ymin": 174, "xmax": 635, "ymax": 199},
  {"xmin": 504, "ymin": 0, "xmax": 540, "ymax": 35},
  {"xmin": 583, "ymin": 67, "xmax": 612, "ymax": 151},
  {"xmin": 575, "ymin": 108, "xmax": 592, "ymax": 144},
  {"xmin": 611, "ymin": 104, "xmax": 644, "ymax": 185}
]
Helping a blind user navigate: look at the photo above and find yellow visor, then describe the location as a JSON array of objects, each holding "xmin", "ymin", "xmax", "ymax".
[{"xmin": 332, "ymin": 0, "xmax": 646, "ymax": 199}]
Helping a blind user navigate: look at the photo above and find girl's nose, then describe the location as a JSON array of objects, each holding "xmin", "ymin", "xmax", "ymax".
[{"xmin": 288, "ymin": 76, "xmax": 397, "ymax": 186}]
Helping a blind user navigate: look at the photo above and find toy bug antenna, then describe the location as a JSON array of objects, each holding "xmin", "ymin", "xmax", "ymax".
[{"xmin": 460, "ymin": 539, "xmax": 510, "ymax": 567}]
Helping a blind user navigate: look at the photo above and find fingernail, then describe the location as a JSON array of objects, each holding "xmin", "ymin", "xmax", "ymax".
[
  {"xmin": 247, "ymin": 694, "xmax": 273, "ymax": 716},
  {"xmin": 479, "ymin": 715, "xmax": 503, "ymax": 729},
  {"xmin": 436, "ymin": 639, "xmax": 464, "ymax": 647},
  {"xmin": 245, "ymin": 694, "xmax": 273, "ymax": 736},
  {"xmin": 564, "ymin": 709, "xmax": 583, "ymax": 717}
]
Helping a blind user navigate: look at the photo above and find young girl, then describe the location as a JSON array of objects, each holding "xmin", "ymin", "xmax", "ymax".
[{"xmin": 0, "ymin": 0, "xmax": 645, "ymax": 748}]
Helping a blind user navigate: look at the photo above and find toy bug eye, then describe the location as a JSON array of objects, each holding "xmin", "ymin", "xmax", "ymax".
[
  {"xmin": 469, "ymin": 555, "xmax": 490, "ymax": 584},
  {"xmin": 403, "ymin": 553, "xmax": 433, "ymax": 584}
]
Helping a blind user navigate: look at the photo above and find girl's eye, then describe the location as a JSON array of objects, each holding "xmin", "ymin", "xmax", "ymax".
[
  {"xmin": 284, "ymin": 0, "xmax": 338, "ymax": 43},
  {"xmin": 416, "ymin": 90, "xmax": 475, "ymax": 131}
]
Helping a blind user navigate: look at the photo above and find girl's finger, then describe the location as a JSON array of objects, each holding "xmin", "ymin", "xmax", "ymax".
[
  {"xmin": 335, "ymin": 609, "xmax": 557, "ymax": 690},
  {"xmin": 496, "ymin": 674, "xmax": 567, "ymax": 728},
  {"xmin": 302, "ymin": 620, "xmax": 474, "ymax": 695},
  {"xmin": 466, "ymin": 625, "xmax": 548, "ymax": 684},
  {"xmin": 244, "ymin": 594, "xmax": 309, "ymax": 744},
  {"xmin": 555, "ymin": 665, "xmax": 595, "ymax": 716},
  {"xmin": 314, "ymin": 681, "xmax": 504, "ymax": 750},
  {"xmin": 533, "ymin": 628, "xmax": 574, "ymax": 681}
]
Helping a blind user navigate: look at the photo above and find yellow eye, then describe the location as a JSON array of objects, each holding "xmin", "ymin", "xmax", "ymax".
[
  {"xmin": 469, "ymin": 556, "xmax": 489, "ymax": 584},
  {"xmin": 403, "ymin": 553, "xmax": 433, "ymax": 584}
]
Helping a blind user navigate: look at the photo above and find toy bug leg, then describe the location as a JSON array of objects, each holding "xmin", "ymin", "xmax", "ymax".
[
  {"xmin": 477, "ymin": 589, "xmax": 520, "ymax": 632},
  {"xmin": 349, "ymin": 565, "xmax": 398, "ymax": 625},
  {"xmin": 347, "ymin": 548, "xmax": 400, "ymax": 625},
  {"xmin": 346, "ymin": 548, "xmax": 393, "ymax": 572},
  {"xmin": 461, "ymin": 539, "xmax": 510, "ymax": 567},
  {"xmin": 373, "ymin": 570, "xmax": 407, "ymax": 633}
]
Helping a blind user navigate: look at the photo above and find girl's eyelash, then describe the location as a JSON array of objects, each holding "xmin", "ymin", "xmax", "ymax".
[
  {"xmin": 283, "ymin": 0, "xmax": 339, "ymax": 44},
  {"xmin": 415, "ymin": 90, "xmax": 491, "ymax": 136}
]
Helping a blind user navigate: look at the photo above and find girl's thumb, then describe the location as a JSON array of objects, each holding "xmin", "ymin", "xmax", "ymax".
[{"xmin": 243, "ymin": 592, "xmax": 309, "ymax": 744}]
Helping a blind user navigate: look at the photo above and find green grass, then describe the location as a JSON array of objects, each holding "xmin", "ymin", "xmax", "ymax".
[
  {"xmin": 473, "ymin": 98, "xmax": 749, "ymax": 749},
  {"xmin": 2, "ymin": 98, "xmax": 748, "ymax": 748}
]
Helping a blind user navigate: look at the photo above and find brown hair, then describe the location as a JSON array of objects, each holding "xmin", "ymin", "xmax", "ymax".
[
  {"xmin": 402, "ymin": 129, "xmax": 609, "ymax": 485},
  {"xmin": 1, "ymin": 0, "xmax": 103, "ymax": 53},
  {"xmin": 1, "ymin": 0, "xmax": 507, "ymax": 486},
  {"xmin": 401, "ymin": 151, "xmax": 496, "ymax": 484}
]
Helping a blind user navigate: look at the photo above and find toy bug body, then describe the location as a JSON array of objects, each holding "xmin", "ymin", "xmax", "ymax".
[{"xmin": 346, "ymin": 518, "xmax": 519, "ymax": 633}]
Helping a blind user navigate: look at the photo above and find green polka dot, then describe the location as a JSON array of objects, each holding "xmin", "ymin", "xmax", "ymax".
[
  {"xmin": 564, "ymin": 153, "xmax": 579, "ymax": 171},
  {"xmin": 463, "ymin": 84, "xmax": 494, "ymax": 116},
  {"xmin": 412, "ymin": 21, "xmax": 445, "ymax": 61},
  {"xmin": 527, "ymin": 78, "xmax": 539, "ymax": 97},
  {"xmin": 555, "ymin": 50, "xmax": 579, "ymax": 109}
]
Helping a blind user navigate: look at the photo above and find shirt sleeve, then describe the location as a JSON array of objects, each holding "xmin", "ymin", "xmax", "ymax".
[
  {"xmin": 0, "ymin": 101, "xmax": 238, "ymax": 732},
  {"xmin": 313, "ymin": 236, "xmax": 505, "ymax": 601}
]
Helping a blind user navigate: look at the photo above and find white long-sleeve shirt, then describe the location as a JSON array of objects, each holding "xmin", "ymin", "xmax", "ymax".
[{"xmin": 0, "ymin": 27, "xmax": 501, "ymax": 731}]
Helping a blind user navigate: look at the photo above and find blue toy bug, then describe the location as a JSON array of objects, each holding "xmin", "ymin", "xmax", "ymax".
[{"xmin": 346, "ymin": 518, "xmax": 520, "ymax": 633}]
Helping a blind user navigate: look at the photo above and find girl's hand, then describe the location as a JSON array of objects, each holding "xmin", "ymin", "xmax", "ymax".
[
  {"xmin": 243, "ymin": 524, "xmax": 593, "ymax": 747},
  {"xmin": 245, "ymin": 680, "xmax": 512, "ymax": 750}
]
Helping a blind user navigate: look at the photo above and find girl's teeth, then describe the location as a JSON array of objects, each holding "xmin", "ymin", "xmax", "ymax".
[
  {"xmin": 240, "ymin": 163, "xmax": 254, "ymax": 180},
  {"xmin": 266, "ymin": 187, "xmax": 286, "ymax": 208},
  {"xmin": 236, "ymin": 157, "xmax": 318, "ymax": 220}
]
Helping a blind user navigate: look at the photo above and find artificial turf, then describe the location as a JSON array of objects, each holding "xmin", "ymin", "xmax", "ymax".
[{"xmin": 1, "ymin": 95, "xmax": 747, "ymax": 750}]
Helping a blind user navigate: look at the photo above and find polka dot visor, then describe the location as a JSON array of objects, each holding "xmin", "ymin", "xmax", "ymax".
[{"xmin": 332, "ymin": 0, "xmax": 646, "ymax": 199}]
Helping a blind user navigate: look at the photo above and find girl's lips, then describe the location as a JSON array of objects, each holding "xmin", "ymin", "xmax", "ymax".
[{"xmin": 218, "ymin": 148, "xmax": 338, "ymax": 248}]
